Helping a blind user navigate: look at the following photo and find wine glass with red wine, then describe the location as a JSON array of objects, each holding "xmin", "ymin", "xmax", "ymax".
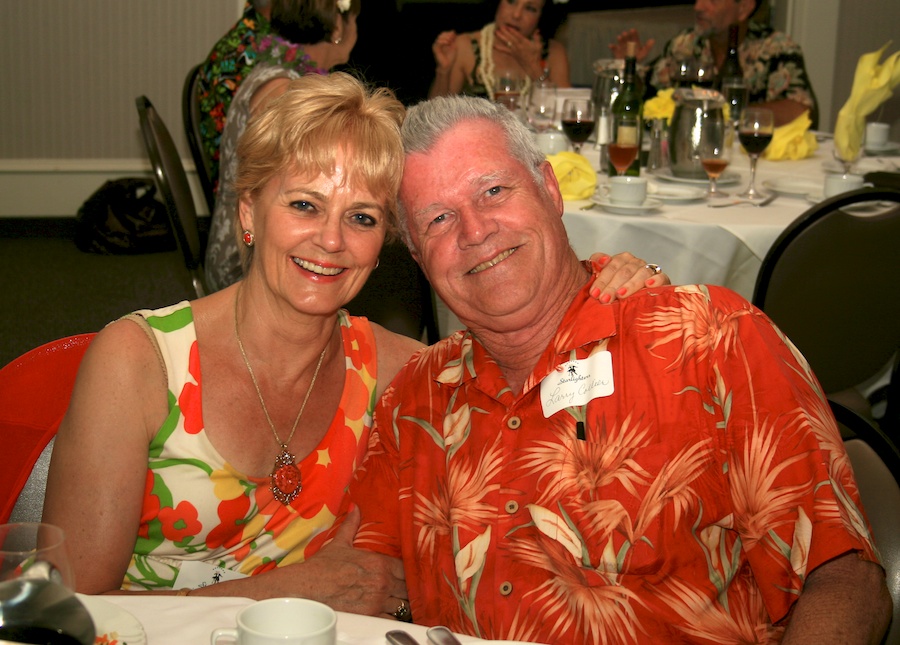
[
  {"xmin": 560, "ymin": 98, "xmax": 595, "ymax": 154},
  {"xmin": 699, "ymin": 113, "xmax": 731, "ymax": 199},
  {"xmin": 736, "ymin": 107, "xmax": 774, "ymax": 201}
]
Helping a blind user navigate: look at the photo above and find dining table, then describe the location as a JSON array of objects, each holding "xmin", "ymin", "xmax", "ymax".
[
  {"xmin": 91, "ymin": 594, "xmax": 487, "ymax": 645},
  {"xmin": 432, "ymin": 136, "xmax": 899, "ymax": 337}
]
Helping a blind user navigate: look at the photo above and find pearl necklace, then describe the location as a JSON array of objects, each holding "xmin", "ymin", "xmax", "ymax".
[{"xmin": 234, "ymin": 288, "xmax": 327, "ymax": 505}]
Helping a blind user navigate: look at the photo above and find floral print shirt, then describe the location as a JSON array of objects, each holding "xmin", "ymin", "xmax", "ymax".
[
  {"xmin": 122, "ymin": 303, "xmax": 377, "ymax": 590},
  {"xmin": 352, "ymin": 280, "xmax": 878, "ymax": 644},
  {"xmin": 650, "ymin": 21, "xmax": 816, "ymax": 113}
]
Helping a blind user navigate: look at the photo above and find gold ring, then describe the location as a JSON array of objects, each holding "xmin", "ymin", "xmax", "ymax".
[
  {"xmin": 644, "ymin": 263, "xmax": 662, "ymax": 275},
  {"xmin": 391, "ymin": 599, "xmax": 412, "ymax": 622}
]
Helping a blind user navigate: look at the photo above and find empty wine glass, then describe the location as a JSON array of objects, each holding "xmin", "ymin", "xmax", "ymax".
[
  {"xmin": 0, "ymin": 523, "xmax": 95, "ymax": 644},
  {"xmin": 525, "ymin": 81, "xmax": 557, "ymax": 133},
  {"xmin": 736, "ymin": 107, "xmax": 774, "ymax": 201},
  {"xmin": 560, "ymin": 98, "xmax": 596, "ymax": 154},
  {"xmin": 699, "ymin": 114, "xmax": 731, "ymax": 199},
  {"xmin": 721, "ymin": 80, "xmax": 749, "ymax": 130}
]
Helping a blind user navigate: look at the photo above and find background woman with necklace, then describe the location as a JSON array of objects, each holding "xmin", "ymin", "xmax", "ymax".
[
  {"xmin": 428, "ymin": 0, "xmax": 571, "ymax": 100},
  {"xmin": 43, "ymin": 72, "xmax": 665, "ymax": 615}
]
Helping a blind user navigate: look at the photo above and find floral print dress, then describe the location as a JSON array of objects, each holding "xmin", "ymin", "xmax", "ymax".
[{"xmin": 122, "ymin": 303, "xmax": 377, "ymax": 590}]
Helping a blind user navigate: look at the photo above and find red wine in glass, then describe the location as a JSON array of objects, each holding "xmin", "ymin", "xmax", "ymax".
[
  {"xmin": 737, "ymin": 131, "xmax": 773, "ymax": 155},
  {"xmin": 561, "ymin": 119, "xmax": 595, "ymax": 150}
]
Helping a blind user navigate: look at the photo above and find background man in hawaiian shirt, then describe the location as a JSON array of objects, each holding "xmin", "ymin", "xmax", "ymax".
[
  {"xmin": 614, "ymin": 0, "xmax": 817, "ymax": 127},
  {"xmin": 350, "ymin": 95, "xmax": 890, "ymax": 644}
]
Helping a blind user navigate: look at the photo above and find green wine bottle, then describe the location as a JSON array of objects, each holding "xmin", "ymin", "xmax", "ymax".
[{"xmin": 608, "ymin": 42, "xmax": 643, "ymax": 177}]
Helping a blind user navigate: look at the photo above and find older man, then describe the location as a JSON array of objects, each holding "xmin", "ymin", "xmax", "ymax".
[
  {"xmin": 351, "ymin": 95, "xmax": 890, "ymax": 644},
  {"xmin": 613, "ymin": 0, "xmax": 816, "ymax": 127}
]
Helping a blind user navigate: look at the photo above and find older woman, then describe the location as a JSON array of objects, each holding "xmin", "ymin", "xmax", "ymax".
[
  {"xmin": 428, "ymin": 0, "xmax": 571, "ymax": 100},
  {"xmin": 205, "ymin": 0, "xmax": 362, "ymax": 292},
  {"xmin": 45, "ymin": 73, "xmax": 415, "ymax": 616},
  {"xmin": 44, "ymin": 73, "xmax": 664, "ymax": 617}
]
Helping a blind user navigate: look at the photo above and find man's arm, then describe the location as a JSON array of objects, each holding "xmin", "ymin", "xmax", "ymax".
[
  {"xmin": 780, "ymin": 552, "xmax": 891, "ymax": 645},
  {"xmin": 752, "ymin": 98, "xmax": 811, "ymax": 127}
]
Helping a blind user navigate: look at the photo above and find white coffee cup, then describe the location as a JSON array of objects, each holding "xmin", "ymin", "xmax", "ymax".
[
  {"xmin": 608, "ymin": 176, "xmax": 648, "ymax": 205},
  {"xmin": 865, "ymin": 122, "xmax": 890, "ymax": 149},
  {"xmin": 823, "ymin": 173, "xmax": 868, "ymax": 198},
  {"xmin": 536, "ymin": 130, "xmax": 569, "ymax": 155},
  {"xmin": 211, "ymin": 598, "xmax": 336, "ymax": 645}
]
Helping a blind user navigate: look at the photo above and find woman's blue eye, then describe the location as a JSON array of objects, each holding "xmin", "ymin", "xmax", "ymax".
[
  {"xmin": 353, "ymin": 212, "xmax": 377, "ymax": 226},
  {"xmin": 291, "ymin": 200, "xmax": 314, "ymax": 211}
]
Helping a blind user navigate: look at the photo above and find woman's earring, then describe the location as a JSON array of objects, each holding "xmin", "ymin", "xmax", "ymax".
[
  {"xmin": 374, "ymin": 258, "xmax": 380, "ymax": 269},
  {"xmin": 242, "ymin": 230, "xmax": 255, "ymax": 247},
  {"xmin": 333, "ymin": 37, "xmax": 343, "ymax": 45}
]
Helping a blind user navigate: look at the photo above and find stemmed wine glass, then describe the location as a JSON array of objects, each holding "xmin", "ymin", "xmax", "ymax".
[
  {"xmin": 525, "ymin": 81, "xmax": 558, "ymax": 133},
  {"xmin": 721, "ymin": 80, "xmax": 749, "ymax": 132},
  {"xmin": 493, "ymin": 71, "xmax": 525, "ymax": 112},
  {"xmin": 736, "ymin": 107, "xmax": 774, "ymax": 201},
  {"xmin": 699, "ymin": 112, "xmax": 731, "ymax": 199},
  {"xmin": 560, "ymin": 98, "xmax": 596, "ymax": 154},
  {"xmin": 0, "ymin": 522, "xmax": 95, "ymax": 643}
]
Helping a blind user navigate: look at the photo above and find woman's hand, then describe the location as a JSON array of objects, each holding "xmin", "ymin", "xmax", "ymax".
[
  {"xmin": 494, "ymin": 24, "xmax": 544, "ymax": 79},
  {"xmin": 432, "ymin": 30, "xmax": 459, "ymax": 72},
  {"xmin": 588, "ymin": 252, "xmax": 669, "ymax": 303}
]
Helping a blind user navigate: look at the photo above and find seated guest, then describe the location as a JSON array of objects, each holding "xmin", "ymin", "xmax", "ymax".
[
  {"xmin": 612, "ymin": 0, "xmax": 816, "ymax": 127},
  {"xmin": 204, "ymin": 0, "xmax": 361, "ymax": 292},
  {"xmin": 350, "ymin": 94, "xmax": 891, "ymax": 642},
  {"xmin": 428, "ymin": 0, "xmax": 570, "ymax": 100},
  {"xmin": 197, "ymin": 1, "xmax": 272, "ymax": 193}
]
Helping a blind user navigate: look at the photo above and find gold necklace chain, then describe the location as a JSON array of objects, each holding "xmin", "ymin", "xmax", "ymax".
[{"xmin": 233, "ymin": 287, "xmax": 327, "ymax": 451}]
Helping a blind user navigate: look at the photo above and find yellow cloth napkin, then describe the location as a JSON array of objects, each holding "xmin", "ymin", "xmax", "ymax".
[
  {"xmin": 643, "ymin": 88, "xmax": 676, "ymax": 124},
  {"xmin": 547, "ymin": 151, "xmax": 597, "ymax": 200},
  {"xmin": 834, "ymin": 43, "xmax": 900, "ymax": 162},
  {"xmin": 762, "ymin": 112, "xmax": 818, "ymax": 160}
]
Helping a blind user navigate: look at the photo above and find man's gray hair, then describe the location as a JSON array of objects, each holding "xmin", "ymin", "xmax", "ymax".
[{"xmin": 397, "ymin": 95, "xmax": 547, "ymax": 248}]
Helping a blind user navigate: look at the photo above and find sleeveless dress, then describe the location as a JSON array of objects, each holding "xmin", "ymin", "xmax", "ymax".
[
  {"xmin": 121, "ymin": 302, "xmax": 378, "ymax": 590},
  {"xmin": 461, "ymin": 23, "xmax": 550, "ymax": 100}
]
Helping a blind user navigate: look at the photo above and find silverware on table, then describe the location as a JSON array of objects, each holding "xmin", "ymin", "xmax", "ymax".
[
  {"xmin": 386, "ymin": 630, "xmax": 422, "ymax": 645},
  {"xmin": 707, "ymin": 193, "xmax": 777, "ymax": 208},
  {"xmin": 426, "ymin": 626, "xmax": 464, "ymax": 645}
]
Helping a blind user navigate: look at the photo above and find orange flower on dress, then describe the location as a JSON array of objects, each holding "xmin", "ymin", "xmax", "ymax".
[
  {"xmin": 158, "ymin": 501, "xmax": 202, "ymax": 544},
  {"xmin": 178, "ymin": 341, "xmax": 204, "ymax": 434}
]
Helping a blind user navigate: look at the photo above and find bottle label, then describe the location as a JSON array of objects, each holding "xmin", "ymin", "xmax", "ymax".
[{"xmin": 617, "ymin": 125, "xmax": 638, "ymax": 146}]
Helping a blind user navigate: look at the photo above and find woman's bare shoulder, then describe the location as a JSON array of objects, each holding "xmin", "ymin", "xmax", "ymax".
[{"xmin": 369, "ymin": 324, "xmax": 426, "ymax": 395}]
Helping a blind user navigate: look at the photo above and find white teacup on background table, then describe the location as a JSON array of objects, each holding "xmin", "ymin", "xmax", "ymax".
[
  {"xmin": 823, "ymin": 173, "xmax": 870, "ymax": 198},
  {"xmin": 211, "ymin": 598, "xmax": 336, "ymax": 645},
  {"xmin": 609, "ymin": 176, "xmax": 648, "ymax": 204},
  {"xmin": 865, "ymin": 122, "xmax": 890, "ymax": 150}
]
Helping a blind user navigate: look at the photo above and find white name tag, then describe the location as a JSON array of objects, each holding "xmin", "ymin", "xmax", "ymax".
[
  {"xmin": 540, "ymin": 352, "xmax": 614, "ymax": 418},
  {"xmin": 173, "ymin": 560, "xmax": 248, "ymax": 590}
]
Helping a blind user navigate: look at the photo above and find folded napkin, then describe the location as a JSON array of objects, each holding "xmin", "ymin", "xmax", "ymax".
[
  {"xmin": 547, "ymin": 151, "xmax": 597, "ymax": 200},
  {"xmin": 762, "ymin": 112, "xmax": 818, "ymax": 160},
  {"xmin": 834, "ymin": 43, "xmax": 900, "ymax": 163},
  {"xmin": 643, "ymin": 88, "xmax": 676, "ymax": 123}
]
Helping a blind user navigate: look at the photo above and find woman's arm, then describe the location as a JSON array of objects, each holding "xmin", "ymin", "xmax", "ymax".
[
  {"xmin": 546, "ymin": 39, "xmax": 571, "ymax": 88},
  {"xmin": 43, "ymin": 318, "xmax": 169, "ymax": 593}
]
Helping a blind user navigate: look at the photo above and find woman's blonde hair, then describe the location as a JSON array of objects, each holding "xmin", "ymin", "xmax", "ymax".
[{"xmin": 234, "ymin": 72, "xmax": 406, "ymax": 267}]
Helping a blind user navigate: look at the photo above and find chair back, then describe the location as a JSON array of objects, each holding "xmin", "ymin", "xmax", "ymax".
[
  {"xmin": 753, "ymin": 187, "xmax": 900, "ymax": 396},
  {"xmin": 182, "ymin": 63, "xmax": 216, "ymax": 213},
  {"xmin": 831, "ymin": 400, "xmax": 900, "ymax": 645},
  {"xmin": 0, "ymin": 333, "xmax": 96, "ymax": 523},
  {"xmin": 136, "ymin": 95, "xmax": 207, "ymax": 298},
  {"xmin": 345, "ymin": 238, "xmax": 440, "ymax": 344}
]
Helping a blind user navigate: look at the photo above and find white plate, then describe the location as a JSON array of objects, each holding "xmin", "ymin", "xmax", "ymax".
[
  {"xmin": 865, "ymin": 141, "xmax": 900, "ymax": 156},
  {"xmin": 652, "ymin": 167, "xmax": 741, "ymax": 186},
  {"xmin": 762, "ymin": 178, "xmax": 822, "ymax": 198},
  {"xmin": 647, "ymin": 183, "xmax": 707, "ymax": 202},
  {"xmin": 590, "ymin": 195, "xmax": 663, "ymax": 215},
  {"xmin": 76, "ymin": 594, "xmax": 147, "ymax": 645}
]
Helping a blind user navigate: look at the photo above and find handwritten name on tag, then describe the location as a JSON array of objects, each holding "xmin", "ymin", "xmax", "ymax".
[
  {"xmin": 540, "ymin": 352, "xmax": 614, "ymax": 418},
  {"xmin": 173, "ymin": 560, "xmax": 248, "ymax": 590}
]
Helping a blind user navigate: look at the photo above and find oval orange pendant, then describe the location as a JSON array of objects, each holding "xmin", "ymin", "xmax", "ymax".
[{"xmin": 270, "ymin": 447, "xmax": 301, "ymax": 504}]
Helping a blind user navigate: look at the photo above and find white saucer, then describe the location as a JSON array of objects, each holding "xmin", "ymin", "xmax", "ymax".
[
  {"xmin": 647, "ymin": 183, "xmax": 707, "ymax": 202},
  {"xmin": 865, "ymin": 141, "xmax": 900, "ymax": 156},
  {"xmin": 653, "ymin": 167, "xmax": 741, "ymax": 186},
  {"xmin": 590, "ymin": 195, "xmax": 663, "ymax": 215},
  {"xmin": 77, "ymin": 593, "xmax": 147, "ymax": 645},
  {"xmin": 763, "ymin": 178, "xmax": 822, "ymax": 199}
]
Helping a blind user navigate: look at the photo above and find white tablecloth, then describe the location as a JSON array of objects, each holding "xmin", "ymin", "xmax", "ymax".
[{"xmin": 99, "ymin": 595, "xmax": 459, "ymax": 645}]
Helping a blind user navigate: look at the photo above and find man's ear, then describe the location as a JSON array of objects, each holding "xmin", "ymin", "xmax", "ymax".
[
  {"xmin": 737, "ymin": 0, "xmax": 756, "ymax": 23},
  {"xmin": 539, "ymin": 161, "xmax": 565, "ymax": 215}
]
